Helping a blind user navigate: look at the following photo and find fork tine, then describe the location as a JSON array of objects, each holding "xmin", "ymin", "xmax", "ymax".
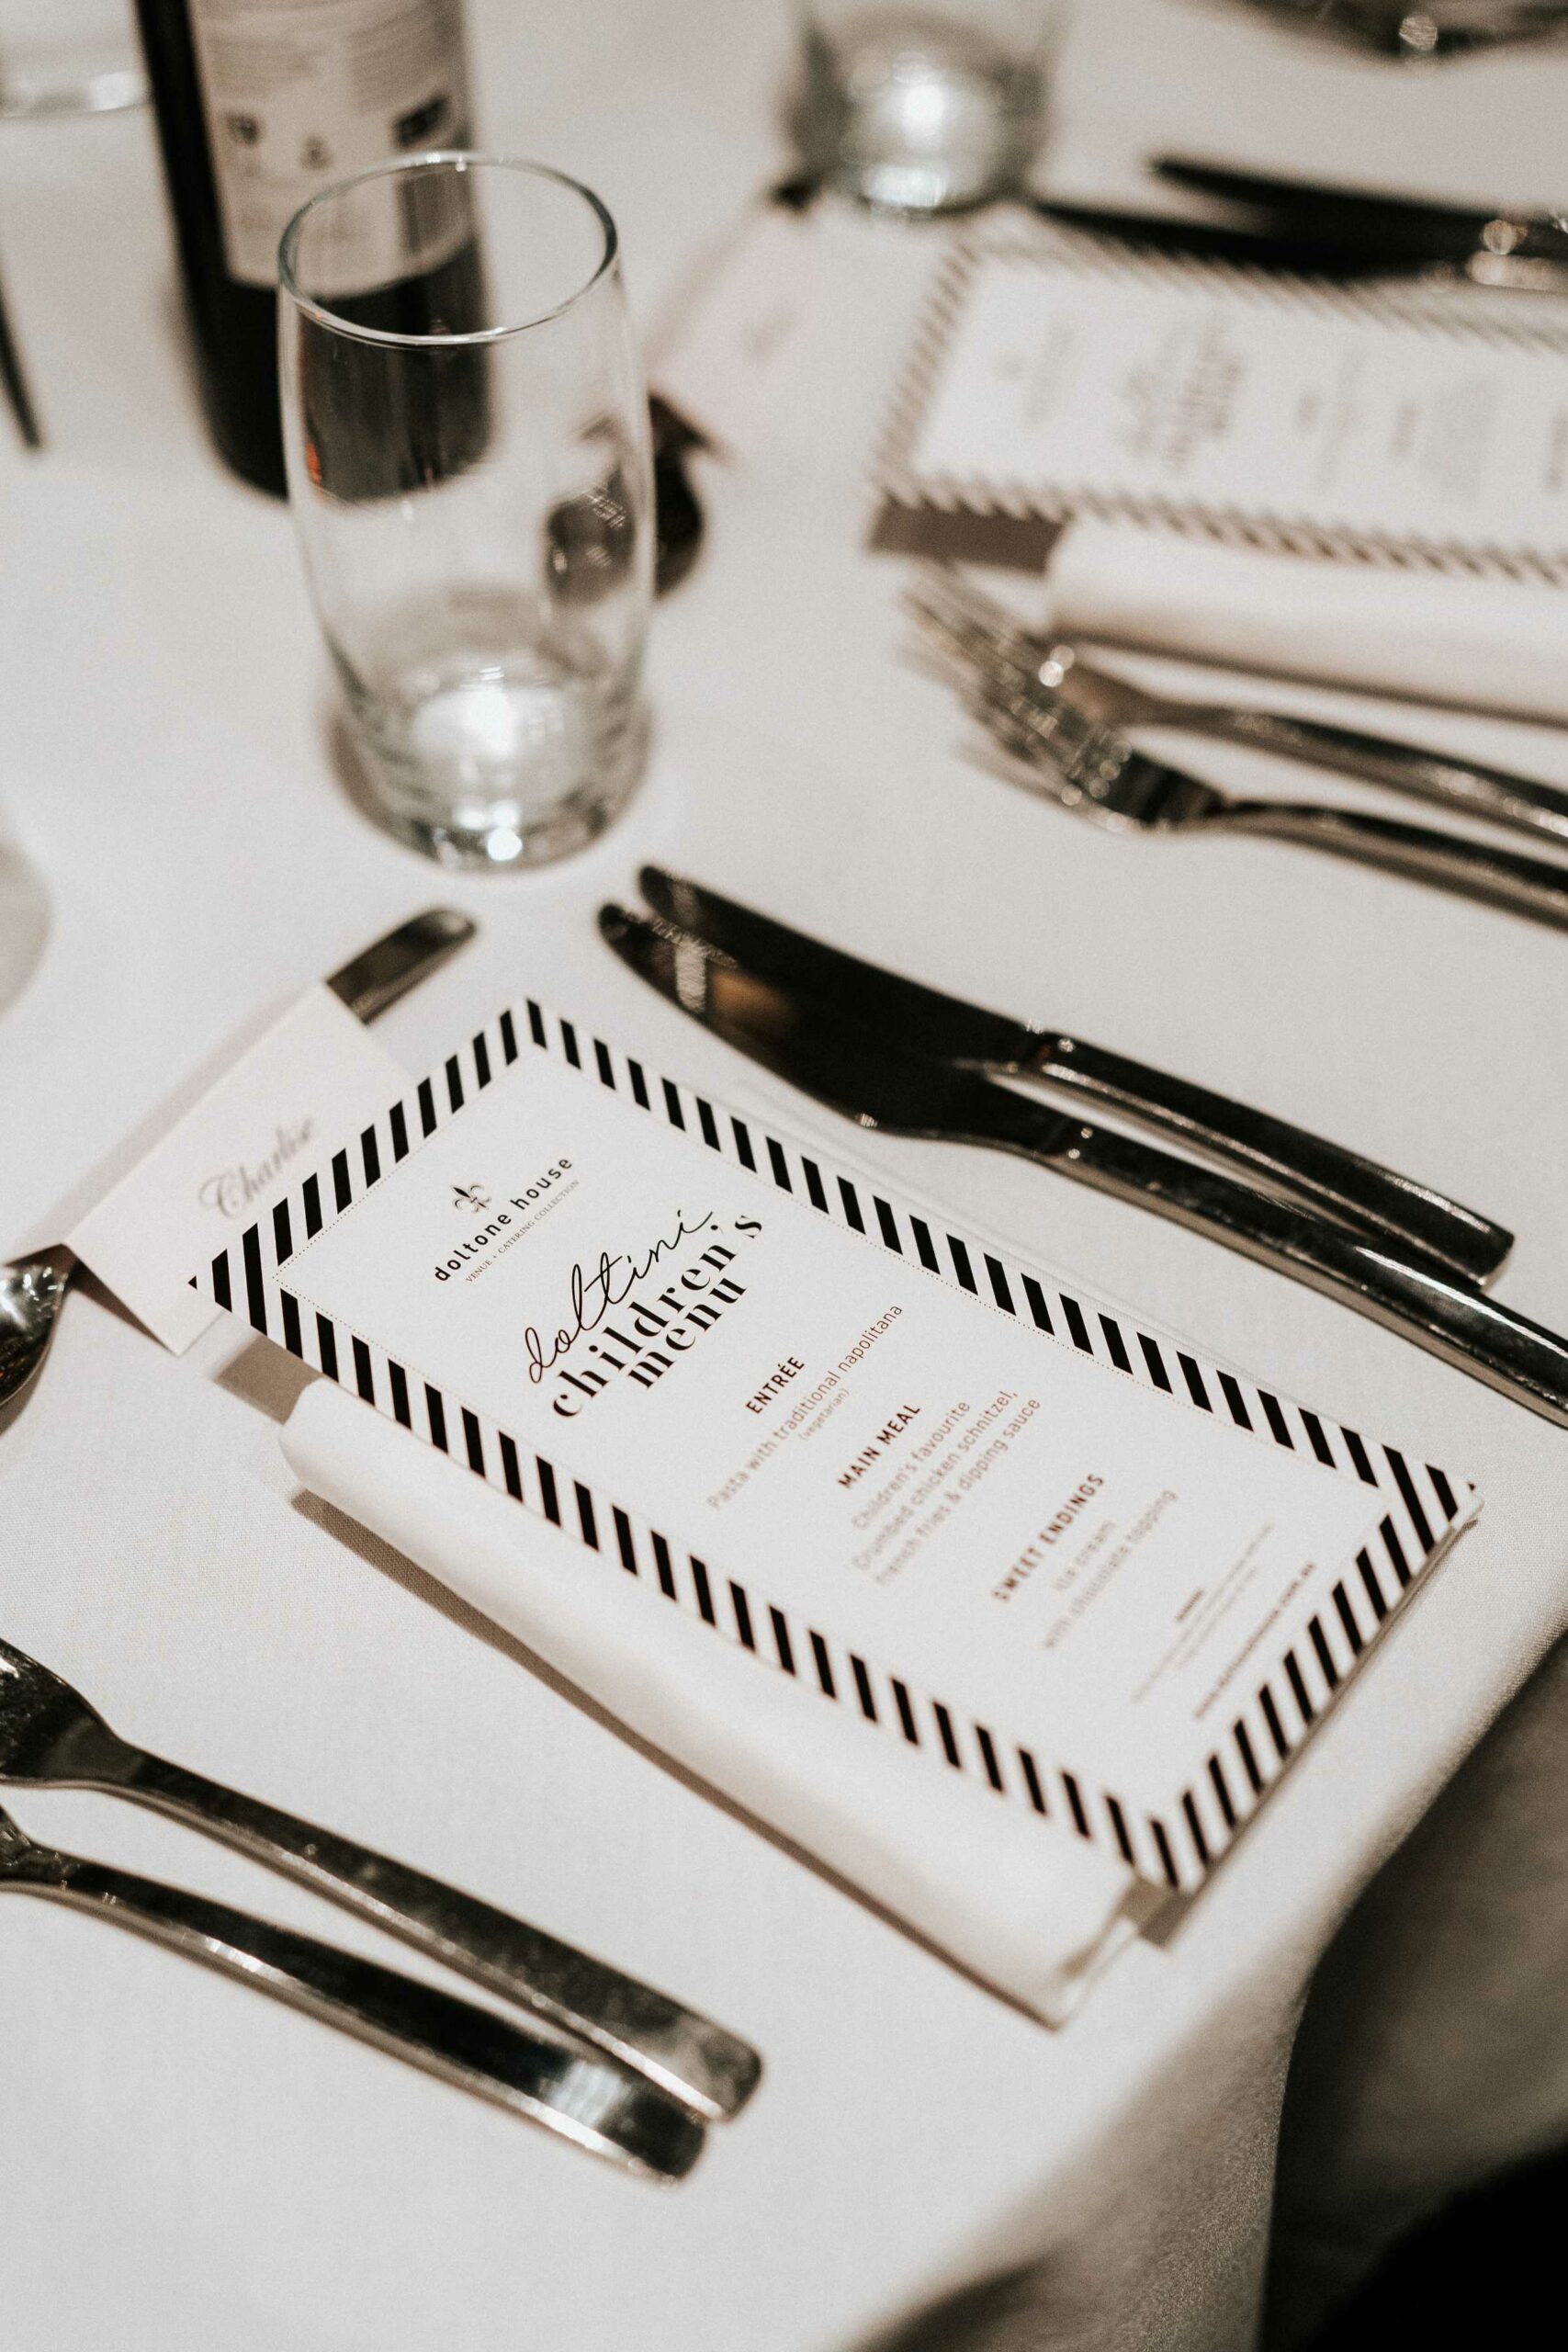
[
  {"xmin": 905, "ymin": 567, "xmax": 1136, "ymax": 797},
  {"xmin": 964, "ymin": 710, "xmax": 1087, "ymax": 811},
  {"xmin": 907, "ymin": 561, "xmax": 1035, "ymax": 644},
  {"xmin": 905, "ymin": 588, "xmax": 1043, "ymax": 699},
  {"xmin": 907, "ymin": 616, "xmax": 1009, "ymax": 705},
  {"xmin": 905, "ymin": 592, "xmax": 1025, "ymax": 676},
  {"xmin": 956, "ymin": 684, "xmax": 1098, "ymax": 808}
]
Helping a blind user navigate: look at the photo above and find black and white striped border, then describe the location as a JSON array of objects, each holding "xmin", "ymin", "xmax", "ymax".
[
  {"xmin": 197, "ymin": 999, "xmax": 1475, "ymax": 1895},
  {"xmin": 875, "ymin": 226, "xmax": 1568, "ymax": 589}
]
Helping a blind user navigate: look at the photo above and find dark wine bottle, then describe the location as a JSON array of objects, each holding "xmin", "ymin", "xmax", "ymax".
[{"xmin": 133, "ymin": 0, "xmax": 473, "ymax": 496}]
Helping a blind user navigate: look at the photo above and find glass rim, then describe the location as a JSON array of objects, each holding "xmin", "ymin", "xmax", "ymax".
[{"xmin": 276, "ymin": 152, "xmax": 619, "ymax": 349}]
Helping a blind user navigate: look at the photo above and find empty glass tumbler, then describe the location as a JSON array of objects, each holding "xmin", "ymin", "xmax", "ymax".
[
  {"xmin": 794, "ymin": 2, "xmax": 1058, "ymax": 214},
  {"xmin": 280, "ymin": 154, "xmax": 653, "ymax": 869}
]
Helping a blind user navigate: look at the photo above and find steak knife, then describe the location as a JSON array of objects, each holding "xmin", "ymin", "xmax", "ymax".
[
  {"xmin": 635, "ymin": 867, "xmax": 1512, "ymax": 1288},
  {"xmin": 602, "ymin": 902, "xmax": 1568, "ymax": 1429}
]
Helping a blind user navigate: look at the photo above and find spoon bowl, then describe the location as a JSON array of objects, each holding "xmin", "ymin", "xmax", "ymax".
[{"xmin": 0, "ymin": 1251, "xmax": 71, "ymax": 1412}]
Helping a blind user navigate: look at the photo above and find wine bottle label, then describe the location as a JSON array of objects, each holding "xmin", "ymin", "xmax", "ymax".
[{"xmin": 187, "ymin": 0, "xmax": 471, "ymax": 294}]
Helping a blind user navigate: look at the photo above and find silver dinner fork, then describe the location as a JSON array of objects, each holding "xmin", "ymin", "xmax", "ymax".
[
  {"xmin": 0, "ymin": 1799, "xmax": 703, "ymax": 2179},
  {"xmin": 908, "ymin": 566, "xmax": 1568, "ymax": 851},
  {"xmin": 914, "ymin": 603, "xmax": 1568, "ymax": 933},
  {"xmin": 0, "ymin": 1634, "xmax": 761, "ymax": 2126}
]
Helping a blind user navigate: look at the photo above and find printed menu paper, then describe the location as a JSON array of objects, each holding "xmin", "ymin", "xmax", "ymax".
[
  {"xmin": 878, "ymin": 232, "xmax": 1568, "ymax": 580},
  {"xmin": 197, "ymin": 1005, "xmax": 1475, "ymax": 1892}
]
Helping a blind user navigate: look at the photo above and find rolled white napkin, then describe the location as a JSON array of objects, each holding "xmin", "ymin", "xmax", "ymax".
[
  {"xmin": 1050, "ymin": 520, "xmax": 1568, "ymax": 725},
  {"xmin": 282, "ymin": 1378, "xmax": 1161, "ymax": 2025}
]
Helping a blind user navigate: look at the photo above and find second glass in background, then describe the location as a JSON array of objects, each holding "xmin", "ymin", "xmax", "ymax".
[
  {"xmin": 793, "ymin": 2, "xmax": 1062, "ymax": 213},
  {"xmin": 279, "ymin": 154, "xmax": 652, "ymax": 871},
  {"xmin": 0, "ymin": 0, "xmax": 145, "ymax": 117}
]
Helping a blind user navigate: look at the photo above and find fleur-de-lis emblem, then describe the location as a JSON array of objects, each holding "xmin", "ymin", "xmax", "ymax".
[{"xmin": 453, "ymin": 1182, "xmax": 491, "ymax": 1215}]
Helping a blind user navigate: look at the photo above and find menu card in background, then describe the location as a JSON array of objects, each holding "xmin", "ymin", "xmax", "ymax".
[{"xmin": 877, "ymin": 231, "xmax": 1568, "ymax": 579}]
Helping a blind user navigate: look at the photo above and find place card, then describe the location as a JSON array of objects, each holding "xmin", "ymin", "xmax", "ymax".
[
  {"xmin": 197, "ymin": 1001, "xmax": 1476, "ymax": 1893},
  {"xmin": 649, "ymin": 197, "xmax": 822, "ymax": 458},
  {"xmin": 877, "ymin": 228, "xmax": 1568, "ymax": 580},
  {"xmin": 64, "ymin": 985, "xmax": 407, "ymax": 1352}
]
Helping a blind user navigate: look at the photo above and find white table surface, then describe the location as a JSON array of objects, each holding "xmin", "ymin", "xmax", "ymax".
[{"xmin": 5, "ymin": 6, "xmax": 1568, "ymax": 2348}]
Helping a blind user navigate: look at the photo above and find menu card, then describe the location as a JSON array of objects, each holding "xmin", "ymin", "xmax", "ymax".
[
  {"xmin": 877, "ymin": 228, "xmax": 1568, "ymax": 581},
  {"xmin": 197, "ymin": 1001, "xmax": 1476, "ymax": 1894}
]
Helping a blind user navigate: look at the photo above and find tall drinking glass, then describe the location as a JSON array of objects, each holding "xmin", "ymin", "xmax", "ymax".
[
  {"xmin": 279, "ymin": 155, "xmax": 652, "ymax": 869},
  {"xmin": 794, "ymin": 3, "xmax": 1060, "ymax": 214}
]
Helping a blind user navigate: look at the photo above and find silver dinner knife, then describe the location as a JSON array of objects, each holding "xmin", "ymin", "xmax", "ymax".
[
  {"xmin": 603, "ymin": 901, "xmax": 1568, "ymax": 1428},
  {"xmin": 636, "ymin": 866, "xmax": 1513, "ymax": 1289}
]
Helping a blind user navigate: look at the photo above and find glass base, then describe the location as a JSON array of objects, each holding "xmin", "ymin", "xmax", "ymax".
[
  {"xmin": 823, "ymin": 155, "xmax": 1017, "ymax": 215},
  {"xmin": 356, "ymin": 699, "xmax": 649, "ymax": 872},
  {"xmin": 0, "ymin": 65, "xmax": 145, "ymax": 117}
]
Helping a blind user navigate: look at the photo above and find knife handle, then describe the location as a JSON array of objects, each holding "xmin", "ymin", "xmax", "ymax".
[
  {"xmin": 1207, "ymin": 710, "xmax": 1568, "ymax": 850},
  {"xmin": 1224, "ymin": 797, "xmax": 1568, "ymax": 933},
  {"xmin": 1026, "ymin": 1035, "xmax": 1512, "ymax": 1288},
  {"xmin": 89, "ymin": 1743, "xmax": 759, "ymax": 2124},
  {"xmin": 976, "ymin": 1087, "xmax": 1568, "ymax": 1429},
  {"xmin": 12, "ymin": 1848, "xmax": 702, "ymax": 2179},
  {"xmin": 325, "ymin": 909, "xmax": 476, "ymax": 1025}
]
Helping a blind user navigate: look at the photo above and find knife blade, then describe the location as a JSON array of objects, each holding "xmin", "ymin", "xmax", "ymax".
[
  {"xmin": 1226, "ymin": 1, "xmax": 1568, "ymax": 59},
  {"xmin": 600, "ymin": 901, "xmax": 1568, "ymax": 1429},
  {"xmin": 1031, "ymin": 198, "xmax": 1388, "ymax": 277},
  {"xmin": 635, "ymin": 867, "xmax": 1511, "ymax": 1286},
  {"xmin": 326, "ymin": 908, "xmax": 476, "ymax": 1025},
  {"xmin": 1155, "ymin": 157, "xmax": 1568, "ymax": 288}
]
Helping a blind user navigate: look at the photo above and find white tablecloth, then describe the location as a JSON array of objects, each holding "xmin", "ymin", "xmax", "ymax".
[{"xmin": 5, "ymin": 6, "xmax": 1568, "ymax": 2347}]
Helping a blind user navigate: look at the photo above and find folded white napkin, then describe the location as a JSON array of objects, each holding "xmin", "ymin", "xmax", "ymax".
[
  {"xmin": 282, "ymin": 1378, "xmax": 1161, "ymax": 2025},
  {"xmin": 1049, "ymin": 520, "xmax": 1568, "ymax": 726}
]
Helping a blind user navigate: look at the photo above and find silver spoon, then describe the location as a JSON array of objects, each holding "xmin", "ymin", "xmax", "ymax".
[
  {"xmin": 0, "ymin": 906, "xmax": 476, "ymax": 1417},
  {"xmin": 0, "ymin": 1249, "xmax": 69, "ymax": 1412}
]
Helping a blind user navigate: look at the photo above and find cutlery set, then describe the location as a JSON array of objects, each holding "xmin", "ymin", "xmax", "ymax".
[
  {"xmin": 603, "ymin": 868, "xmax": 1568, "ymax": 1430},
  {"xmin": 908, "ymin": 570, "xmax": 1568, "ymax": 933},
  {"xmin": 0, "ymin": 1634, "xmax": 759, "ymax": 2179}
]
